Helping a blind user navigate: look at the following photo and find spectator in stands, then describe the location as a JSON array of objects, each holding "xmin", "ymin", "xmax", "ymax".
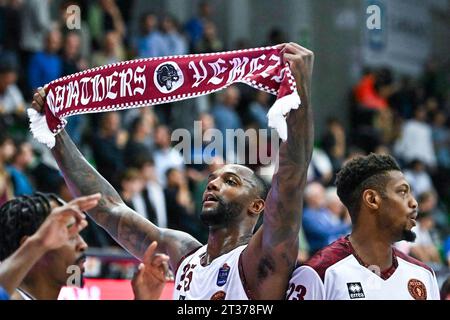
[
  {"xmin": 136, "ymin": 12, "xmax": 166, "ymax": 58},
  {"xmin": 186, "ymin": 112, "xmax": 217, "ymax": 173},
  {"xmin": 61, "ymin": 32, "xmax": 87, "ymax": 76},
  {"xmin": 352, "ymin": 68, "xmax": 395, "ymax": 152},
  {"xmin": 0, "ymin": 61, "xmax": 25, "ymax": 122},
  {"xmin": 161, "ymin": 15, "xmax": 188, "ymax": 56},
  {"xmin": 29, "ymin": 146, "xmax": 64, "ymax": 195},
  {"xmin": 0, "ymin": 0, "xmax": 22, "ymax": 64},
  {"xmin": 153, "ymin": 125, "xmax": 184, "ymax": 187},
  {"xmin": 119, "ymin": 168, "xmax": 156, "ymax": 222},
  {"xmin": 134, "ymin": 156, "xmax": 168, "ymax": 228},
  {"xmin": 302, "ymin": 182, "xmax": 351, "ymax": 254},
  {"xmin": 322, "ymin": 117, "xmax": 346, "ymax": 174},
  {"xmin": 123, "ymin": 105, "xmax": 158, "ymax": 131},
  {"xmin": 325, "ymin": 187, "xmax": 351, "ymax": 227},
  {"xmin": 28, "ymin": 28, "xmax": 63, "ymax": 91},
  {"xmin": 20, "ymin": 0, "xmax": 52, "ymax": 70},
  {"xmin": 404, "ymin": 159, "xmax": 435, "ymax": 198},
  {"xmin": 184, "ymin": 0, "xmax": 213, "ymax": 52},
  {"xmin": 444, "ymin": 236, "xmax": 450, "ymax": 267},
  {"xmin": 91, "ymin": 30, "xmax": 125, "ymax": 67},
  {"xmin": 422, "ymin": 60, "xmax": 448, "ymax": 103},
  {"xmin": 7, "ymin": 141, "xmax": 34, "ymax": 196},
  {"xmin": 394, "ymin": 107, "xmax": 436, "ymax": 168},
  {"xmin": 432, "ymin": 111, "xmax": 450, "ymax": 169},
  {"xmin": 248, "ymin": 91, "xmax": 271, "ymax": 131},
  {"xmin": 409, "ymin": 211, "xmax": 442, "ymax": 265},
  {"xmin": 124, "ymin": 116, "xmax": 155, "ymax": 167},
  {"xmin": 164, "ymin": 168, "xmax": 198, "ymax": 234},
  {"xmin": 0, "ymin": 133, "xmax": 14, "ymax": 205},
  {"xmin": 58, "ymin": 0, "xmax": 92, "ymax": 60},
  {"xmin": 388, "ymin": 75, "xmax": 418, "ymax": 119},
  {"xmin": 353, "ymin": 67, "xmax": 394, "ymax": 111},
  {"xmin": 307, "ymin": 147, "xmax": 333, "ymax": 186},
  {"xmin": 266, "ymin": 28, "xmax": 287, "ymax": 46},
  {"xmin": 194, "ymin": 20, "xmax": 223, "ymax": 53},
  {"xmin": 211, "ymin": 86, "xmax": 242, "ymax": 159},
  {"xmin": 87, "ymin": 0, "xmax": 125, "ymax": 49},
  {"xmin": 417, "ymin": 191, "xmax": 448, "ymax": 234},
  {"xmin": 91, "ymin": 112, "xmax": 127, "ymax": 188}
]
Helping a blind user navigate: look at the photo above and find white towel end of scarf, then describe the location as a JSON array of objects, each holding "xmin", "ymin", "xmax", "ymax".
[
  {"xmin": 267, "ymin": 91, "xmax": 301, "ymax": 141},
  {"xmin": 27, "ymin": 108, "xmax": 56, "ymax": 149}
]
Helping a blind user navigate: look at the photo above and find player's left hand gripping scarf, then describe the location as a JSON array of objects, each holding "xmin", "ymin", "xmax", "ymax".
[{"xmin": 28, "ymin": 45, "xmax": 301, "ymax": 148}]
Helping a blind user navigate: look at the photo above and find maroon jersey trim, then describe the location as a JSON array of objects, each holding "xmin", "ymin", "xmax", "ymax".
[
  {"xmin": 304, "ymin": 237, "xmax": 353, "ymax": 282},
  {"xmin": 394, "ymin": 247, "xmax": 434, "ymax": 274},
  {"xmin": 174, "ymin": 245, "xmax": 203, "ymax": 278},
  {"xmin": 304, "ymin": 236, "xmax": 407, "ymax": 281}
]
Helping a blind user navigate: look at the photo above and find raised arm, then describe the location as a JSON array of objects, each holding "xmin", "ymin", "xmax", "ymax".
[
  {"xmin": 31, "ymin": 95, "xmax": 201, "ymax": 270},
  {"xmin": 243, "ymin": 43, "xmax": 314, "ymax": 299}
]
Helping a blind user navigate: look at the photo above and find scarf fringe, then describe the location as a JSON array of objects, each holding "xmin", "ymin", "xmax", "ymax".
[
  {"xmin": 27, "ymin": 108, "xmax": 56, "ymax": 149},
  {"xmin": 267, "ymin": 91, "xmax": 301, "ymax": 141}
]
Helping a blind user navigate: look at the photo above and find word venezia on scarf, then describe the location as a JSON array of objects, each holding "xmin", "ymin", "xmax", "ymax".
[{"xmin": 28, "ymin": 46, "xmax": 301, "ymax": 148}]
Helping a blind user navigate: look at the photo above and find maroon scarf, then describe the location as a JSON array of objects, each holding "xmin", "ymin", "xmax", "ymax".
[{"xmin": 28, "ymin": 46, "xmax": 301, "ymax": 148}]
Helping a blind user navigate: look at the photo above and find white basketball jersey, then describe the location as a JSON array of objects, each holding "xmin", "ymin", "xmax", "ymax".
[
  {"xmin": 287, "ymin": 237, "xmax": 440, "ymax": 300},
  {"xmin": 173, "ymin": 245, "xmax": 250, "ymax": 300}
]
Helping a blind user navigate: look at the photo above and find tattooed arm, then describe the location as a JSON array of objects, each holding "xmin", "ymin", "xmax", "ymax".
[
  {"xmin": 31, "ymin": 97, "xmax": 201, "ymax": 271},
  {"xmin": 242, "ymin": 43, "xmax": 314, "ymax": 299}
]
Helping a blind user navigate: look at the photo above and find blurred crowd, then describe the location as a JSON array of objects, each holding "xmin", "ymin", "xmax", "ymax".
[{"xmin": 0, "ymin": 0, "xmax": 449, "ymax": 284}]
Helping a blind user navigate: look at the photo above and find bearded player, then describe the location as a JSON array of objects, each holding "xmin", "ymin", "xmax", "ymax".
[
  {"xmin": 287, "ymin": 154, "xmax": 440, "ymax": 300},
  {"xmin": 31, "ymin": 42, "xmax": 314, "ymax": 300}
]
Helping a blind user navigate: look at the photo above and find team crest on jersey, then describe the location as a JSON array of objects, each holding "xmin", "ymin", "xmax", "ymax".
[
  {"xmin": 347, "ymin": 282, "xmax": 365, "ymax": 299},
  {"xmin": 217, "ymin": 263, "xmax": 230, "ymax": 287},
  {"xmin": 210, "ymin": 290, "xmax": 226, "ymax": 300},
  {"xmin": 408, "ymin": 279, "xmax": 427, "ymax": 300}
]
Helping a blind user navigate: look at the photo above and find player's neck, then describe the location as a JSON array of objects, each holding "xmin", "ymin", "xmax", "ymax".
[
  {"xmin": 22, "ymin": 273, "xmax": 62, "ymax": 300},
  {"xmin": 204, "ymin": 227, "xmax": 251, "ymax": 265},
  {"xmin": 349, "ymin": 231, "xmax": 393, "ymax": 271}
]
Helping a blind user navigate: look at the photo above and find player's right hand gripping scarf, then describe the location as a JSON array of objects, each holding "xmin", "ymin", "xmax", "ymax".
[{"xmin": 28, "ymin": 45, "xmax": 301, "ymax": 148}]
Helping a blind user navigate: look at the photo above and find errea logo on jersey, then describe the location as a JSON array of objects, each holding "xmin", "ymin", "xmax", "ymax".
[{"xmin": 347, "ymin": 282, "xmax": 365, "ymax": 299}]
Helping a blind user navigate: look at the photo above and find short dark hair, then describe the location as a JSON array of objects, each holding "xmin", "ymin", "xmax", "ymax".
[
  {"xmin": 130, "ymin": 117, "xmax": 145, "ymax": 135},
  {"xmin": 335, "ymin": 154, "xmax": 401, "ymax": 224},
  {"xmin": 0, "ymin": 57, "xmax": 17, "ymax": 75},
  {"xmin": 0, "ymin": 193, "xmax": 63, "ymax": 261},
  {"xmin": 119, "ymin": 168, "xmax": 141, "ymax": 183},
  {"xmin": 133, "ymin": 154, "xmax": 155, "ymax": 169},
  {"xmin": 165, "ymin": 167, "xmax": 179, "ymax": 179}
]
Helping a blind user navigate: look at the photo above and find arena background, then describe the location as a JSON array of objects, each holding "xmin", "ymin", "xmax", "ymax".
[{"xmin": 0, "ymin": 0, "xmax": 449, "ymax": 299}]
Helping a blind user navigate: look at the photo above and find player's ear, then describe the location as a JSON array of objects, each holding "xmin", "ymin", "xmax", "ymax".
[
  {"xmin": 362, "ymin": 189, "xmax": 380, "ymax": 210},
  {"xmin": 249, "ymin": 198, "xmax": 264, "ymax": 216}
]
